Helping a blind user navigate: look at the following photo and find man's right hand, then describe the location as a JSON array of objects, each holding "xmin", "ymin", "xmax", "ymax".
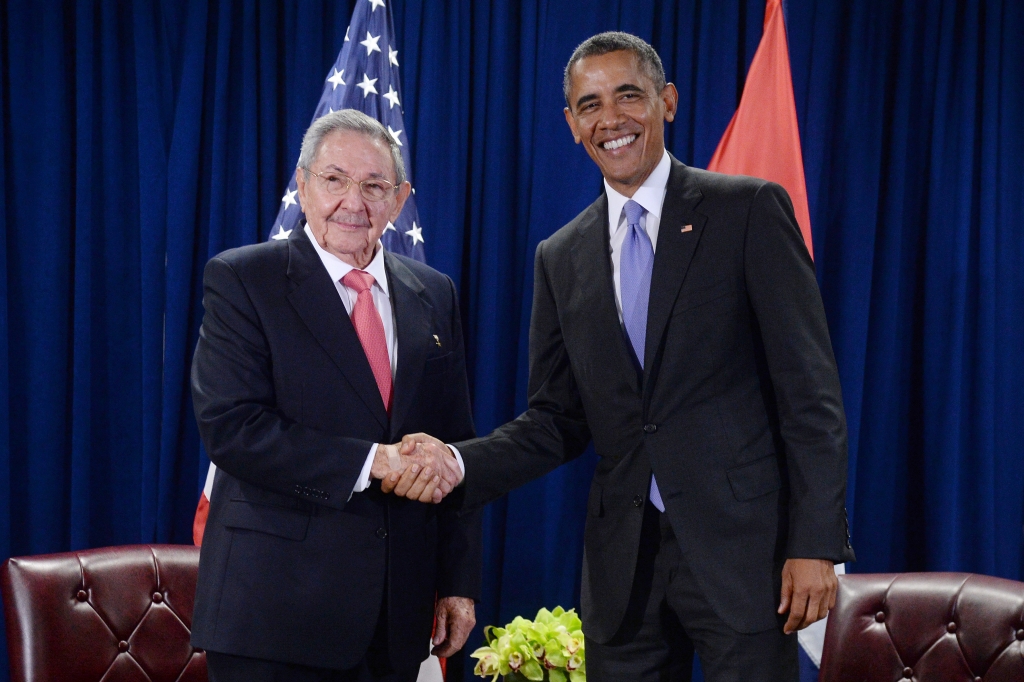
[{"xmin": 374, "ymin": 437, "xmax": 462, "ymax": 503}]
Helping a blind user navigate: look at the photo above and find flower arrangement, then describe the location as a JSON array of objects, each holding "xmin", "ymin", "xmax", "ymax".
[{"xmin": 471, "ymin": 606, "xmax": 586, "ymax": 682}]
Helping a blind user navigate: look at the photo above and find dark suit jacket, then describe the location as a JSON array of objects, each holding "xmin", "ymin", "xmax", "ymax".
[
  {"xmin": 457, "ymin": 157, "xmax": 855, "ymax": 642},
  {"xmin": 190, "ymin": 229, "xmax": 480, "ymax": 671}
]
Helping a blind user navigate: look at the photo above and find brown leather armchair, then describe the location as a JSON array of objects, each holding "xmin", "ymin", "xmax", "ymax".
[
  {"xmin": 1, "ymin": 544, "xmax": 206, "ymax": 681},
  {"xmin": 819, "ymin": 572, "xmax": 1024, "ymax": 681}
]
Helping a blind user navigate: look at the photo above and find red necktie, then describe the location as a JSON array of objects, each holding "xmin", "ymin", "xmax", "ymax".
[{"xmin": 341, "ymin": 270, "xmax": 393, "ymax": 413}]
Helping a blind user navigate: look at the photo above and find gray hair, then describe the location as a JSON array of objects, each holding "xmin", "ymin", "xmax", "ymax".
[
  {"xmin": 563, "ymin": 32, "xmax": 667, "ymax": 107},
  {"xmin": 296, "ymin": 109, "xmax": 406, "ymax": 185}
]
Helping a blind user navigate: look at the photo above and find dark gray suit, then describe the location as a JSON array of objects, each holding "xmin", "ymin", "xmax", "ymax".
[{"xmin": 456, "ymin": 157, "xmax": 854, "ymax": 650}]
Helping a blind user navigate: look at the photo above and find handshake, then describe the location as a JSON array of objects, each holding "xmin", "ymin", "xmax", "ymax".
[{"xmin": 370, "ymin": 434, "xmax": 461, "ymax": 504}]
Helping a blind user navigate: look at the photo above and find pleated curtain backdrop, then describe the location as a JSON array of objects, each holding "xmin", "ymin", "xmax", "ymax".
[{"xmin": 1, "ymin": 1, "xmax": 1022, "ymax": 680}]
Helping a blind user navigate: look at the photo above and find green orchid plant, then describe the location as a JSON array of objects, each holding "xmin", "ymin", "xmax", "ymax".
[{"xmin": 470, "ymin": 606, "xmax": 586, "ymax": 682}]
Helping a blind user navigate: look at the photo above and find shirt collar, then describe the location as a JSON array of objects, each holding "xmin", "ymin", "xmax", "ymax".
[
  {"xmin": 304, "ymin": 224, "xmax": 389, "ymax": 297},
  {"xmin": 604, "ymin": 149, "xmax": 672, "ymax": 226}
]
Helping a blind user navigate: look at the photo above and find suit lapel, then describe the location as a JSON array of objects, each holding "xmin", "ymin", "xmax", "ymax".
[
  {"xmin": 644, "ymin": 158, "xmax": 708, "ymax": 392},
  {"xmin": 572, "ymin": 194, "xmax": 641, "ymax": 396},
  {"xmin": 385, "ymin": 251, "xmax": 433, "ymax": 440},
  {"xmin": 285, "ymin": 230, "xmax": 389, "ymax": 430}
]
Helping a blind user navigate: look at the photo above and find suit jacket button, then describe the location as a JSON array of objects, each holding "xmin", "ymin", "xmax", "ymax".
[
  {"xmin": 376, "ymin": 528, "xmax": 387, "ymax": 539},
  {"xmin": 643, "ymin": 424, "xmax": 657, "ymax": 434},
  {"xmin": 633, "ymin": 495, "xmax": 644, "ymax": 507}
]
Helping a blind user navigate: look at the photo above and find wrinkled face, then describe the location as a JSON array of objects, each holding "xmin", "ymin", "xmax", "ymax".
[
  {"xmin": 295, "ymin": 129, "xmax": 410, "ymax": 268},
  {"xmin": 564, "ymin": 50, "xmax": 678, "ymax": 197}
]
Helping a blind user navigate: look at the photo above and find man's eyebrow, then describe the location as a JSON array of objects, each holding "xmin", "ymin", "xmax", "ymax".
[
  {"xmin": 574, "ymin": 93, "xmax": 599, "ymax": 110},
  {"xmin": 574, "ymin": 83, "xmax": 645, "ymax": 110},
  {"xmin": 615, "ymin": 83, "xmax": 644, "ymax": 95}
]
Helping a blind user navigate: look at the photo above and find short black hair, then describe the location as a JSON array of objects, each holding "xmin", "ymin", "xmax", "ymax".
[{"xmin": 563, "ymin": 31, "xmax": 667, "ymax": 107}]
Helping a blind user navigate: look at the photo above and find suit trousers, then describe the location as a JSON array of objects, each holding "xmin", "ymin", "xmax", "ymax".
[
  {"xmin": 586, "ymin": 503, "xmax": 798, "ymax": 682},
  {"xmin": 206, "ymin": 587, "xmax": 420, "ymax": 682}
]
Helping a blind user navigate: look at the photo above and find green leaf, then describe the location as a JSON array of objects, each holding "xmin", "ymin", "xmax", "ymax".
[{"xmin": 569, "ymin": 670, "xmax": 587, "ymax": 682}]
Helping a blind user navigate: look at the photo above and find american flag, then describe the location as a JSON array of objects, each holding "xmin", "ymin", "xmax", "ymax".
[
  {"xmin": 268, "ymin": 0, "xmax": 425, "ymax": 260},
  {"xmin": 194, "ymin": 0, "xmax": 427, "ymax": 543}
]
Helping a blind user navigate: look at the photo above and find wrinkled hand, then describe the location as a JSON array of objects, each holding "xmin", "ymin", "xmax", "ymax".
[
  {"xmin": 432, "ymin": 596, "xmax": 476, "ymax": 658},
  {"xmin": 376, "ymin": 434, "xmax": 462, "ymax": 503},
  {"xmin": 778, "ymin": 558, "xmax": 838, "ymax": 634},
  {"xmin": 370, "ymin": 443, "xmax": 404, "ymax": 481}
]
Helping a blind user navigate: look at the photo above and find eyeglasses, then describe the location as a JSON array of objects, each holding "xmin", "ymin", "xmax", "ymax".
[{"xmin": 304, "ymin": 169, "xmax": 399, "ymax": 202}]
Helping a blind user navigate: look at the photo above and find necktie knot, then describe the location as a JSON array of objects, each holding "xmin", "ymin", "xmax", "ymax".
[
  {"xmin": 342, "ymin": 269, "xmax": 375, "ymax": 293},
  {"xmin": 623, "ymin": 199, "xmax": 645, "ymax": 229}
]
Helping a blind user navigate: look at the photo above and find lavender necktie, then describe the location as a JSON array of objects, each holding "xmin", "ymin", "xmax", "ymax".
[{"xmin": 620, "ymin": 199, "xmax": 665, "ymax": 512}]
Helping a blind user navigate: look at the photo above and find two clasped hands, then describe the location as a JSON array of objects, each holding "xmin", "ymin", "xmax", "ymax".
[{"xmin": 371, "ymin": 433, "xmax": 459, "ymax": 504}]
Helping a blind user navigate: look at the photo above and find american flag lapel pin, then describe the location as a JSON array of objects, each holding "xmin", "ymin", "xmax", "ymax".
[{"xmin": 681, "ymin": 224, "xmax": 693, "ymax": 233}]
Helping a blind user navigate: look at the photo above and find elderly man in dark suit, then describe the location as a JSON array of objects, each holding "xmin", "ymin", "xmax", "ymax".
[
  {"xmin": 190, "ymin": 109, "xmax": 475, "ymax": 682},
  {"xmin": 393, "ymin": 32, "xmax": 855, "ymax": 681}
]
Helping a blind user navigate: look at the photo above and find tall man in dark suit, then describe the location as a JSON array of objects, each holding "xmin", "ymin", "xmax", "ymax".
[
  {"xmin": 393, "ymin": 32, "xmax": 855, "ymax": 681},
  {"xmin": 190, "ymin": 109, "xmax": 475, "ymax": 682}
]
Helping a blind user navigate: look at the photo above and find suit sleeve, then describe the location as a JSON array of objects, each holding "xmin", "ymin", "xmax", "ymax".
[
  {"xmin": 191, "ymin": 256, "xmax": 375, "ymax": 509},
  {"xmin": 435, "ymin": 275, "xmax": 482, "ymax": 599},
  {"xmin": 744, "ymin": 183, "xmax": 855, "ymax": 562},
  {"xmin": 455, "ymin": 241, "xmax": 592, "ymax": 511}
]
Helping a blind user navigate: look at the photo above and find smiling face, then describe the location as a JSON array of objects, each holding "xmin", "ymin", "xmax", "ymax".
[
  {"xmin": 563, "ymin": 50, "xmax": 678, "ymax": 197},
  {"xmin": 295, "ymin": 129, "xmax": 411, "ymax": 269}
]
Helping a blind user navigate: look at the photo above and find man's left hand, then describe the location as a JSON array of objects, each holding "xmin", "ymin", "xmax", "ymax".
[
  {"xmin": 431, "ymin": 596, "xmax": 476, "ymax": 658},
  {"xmin": 777, "ymin": 558, "xmax": 838, "ymax": 634}
]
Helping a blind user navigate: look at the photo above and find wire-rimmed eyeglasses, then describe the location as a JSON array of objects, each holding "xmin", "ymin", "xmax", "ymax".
[{"xmin": 303, "ymin": 169, "xmax": 399, "ymax": 202}]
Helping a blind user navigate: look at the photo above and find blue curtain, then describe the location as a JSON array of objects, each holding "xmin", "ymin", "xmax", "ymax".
[{"xmin": 1, "ymin": 1, "xmax": 1021, "ymax": 680}]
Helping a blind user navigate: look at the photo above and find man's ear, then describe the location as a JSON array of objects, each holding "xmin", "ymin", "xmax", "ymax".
[
  {"xmin": 294, "ymin": 167, "xmax": 307, "ymax": 211},
  {"xmin": 564, "ymin": 107, "xmax": 582, "ymax": 144},
  {"xmin": 661, "ymin": 83, "xmax": 679, "ymax": 123},
  {"xmin": 389, "ymin": 181, "xmax": 412, "ymax": 222}
]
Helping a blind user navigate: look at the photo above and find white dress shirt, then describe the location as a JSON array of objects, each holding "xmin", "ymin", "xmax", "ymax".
[{"xmin": 605, "ymin": 149, "xmax": 671, "ymax": 321}]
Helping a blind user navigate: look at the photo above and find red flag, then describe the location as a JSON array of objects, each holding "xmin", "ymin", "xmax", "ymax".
[
  {"xmin": 707, "ymin": 0, "xmax": 813, "ymax": 257},
  {"xmin": 192, "ymin": 463, "xmax": 216, "ymax": 545}
]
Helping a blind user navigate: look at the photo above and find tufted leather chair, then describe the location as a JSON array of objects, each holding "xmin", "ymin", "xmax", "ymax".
[
  {"xmin": 1, "ymin": 544, "xmax": 206, "ymax": 681},
  {"xmin": 819, "ymin": 572, "xmax": 1024, "ymax": 681}
]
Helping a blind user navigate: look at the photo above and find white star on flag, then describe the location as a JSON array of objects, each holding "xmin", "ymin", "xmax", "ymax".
[
  {"xmin": 357, "ymin": 73, "xmax": 378, "ymax": 97},
  {"xmin": 387, "ymin": 125, "xmax": 403, "ymax": 145},
  {"xmin": 345, "ymin": 26, "xmax": 350, "ymax": 41},
  {"xmin": 383, "ymin": 85, "xmax": 400, "ymax": 109},
  {"xmin": 271, "ymin": 227, "xmax": 292, "ymax": 240},
  {"xmin": 389, "ymin": 47, "xmax": 399, "ymax": 67},
  {"xmin": 327, "ymin": 68, "xmax": 345, "ymax": 89},
  {"xmin": 281, "ymin": 188, "xmax": 298, "ymax": 209},
  {"xmin": 384, "ymin": 221, "xmax": 397, "ymax": 232},
  {"xmin": 368, "ymin": 0, "xmax": 386, "ymax": 10},
  {"xmin": 360, "ymin": 31, "xmax": 382, "ymax": 56},
  {"xmin": 405, "ymin": 222, "xmax": 423, "ymax": 245}
]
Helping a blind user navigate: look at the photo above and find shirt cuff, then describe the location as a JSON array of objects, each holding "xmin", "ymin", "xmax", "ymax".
[
  {"xmin": 446, "ymin": 444, "xmax": 466, "ymax": 482},
  {"xmin": 352, "ymin": 444, "xmax": 378, "ymax": 498}
]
